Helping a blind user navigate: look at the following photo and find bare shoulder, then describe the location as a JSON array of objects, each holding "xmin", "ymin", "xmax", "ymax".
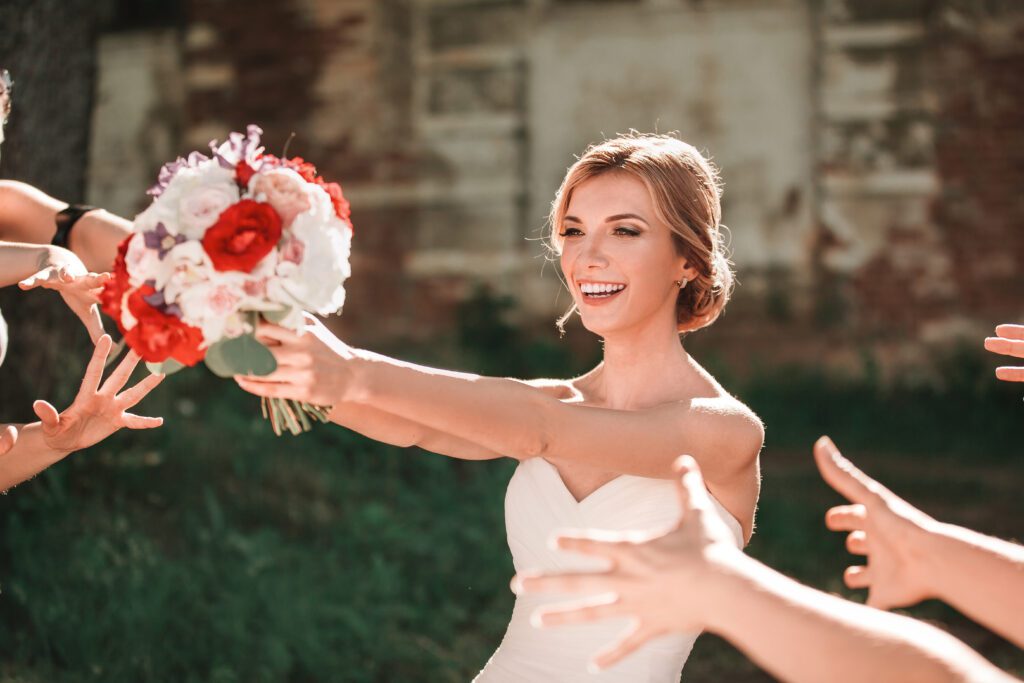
[{"xmin": 687, "ymin": 395, "xmax": 765, "ymax": 459}]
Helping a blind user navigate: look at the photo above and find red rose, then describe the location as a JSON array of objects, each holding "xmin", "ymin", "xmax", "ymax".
[
  {"xmin": 235, "ymin": 160, "xmax": 257, "ymax": 187},
  {"xmin": 317, "ymin": 179, "xmax": 352, "ymax": 226},
  {"xmin": 123, "ymin": 285, "xmax": 205, "ymax": 365},
  {"xmin": 202, "ymin": 199, "xmax": 282, "ymax": 272},
  {"xmin": 100, "ymin": 236, "xmax": 133, "ymax": 324}
]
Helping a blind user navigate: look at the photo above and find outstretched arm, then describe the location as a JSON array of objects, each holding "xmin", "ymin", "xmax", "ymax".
[
  {"xmin": 0, "ymin": 242, "xmax": 109, "ymax": 341},
  {"xmin": 0, "ymin": 179, "xmax": 131, "ymax": 272},
  {"xmin": 0, "ymin": 335, "xmax": 164, "ymax": 492},
  {"xmin": 816, "ymin": 437, "xmax": 1024, "ymax": 649},
  {"xmin": 985, "ymin": 323, "xmax": 1024, "ymax": 382},
  {"xmin": 236, "ymin": 319, "xmax": 763, "ymax": 489},
  {"xmin": 516, "ymin": 457, "xmax": 1015, "ymax": 683}
]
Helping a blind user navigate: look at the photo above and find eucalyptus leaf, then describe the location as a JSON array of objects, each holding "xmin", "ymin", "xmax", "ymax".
[
  {"xmin": 145, "ymin": 358, "xmax": 186, "ymax": 376},
  {"xmin": 204, "ymin": 334, "xmax": 277, "ymax": 378},
  {"xmin": 262, "ymin": 308, "xmax": 294, "ymax": 325}
]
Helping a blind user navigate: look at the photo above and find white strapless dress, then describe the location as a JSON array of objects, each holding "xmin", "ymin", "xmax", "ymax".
[{"xmin": 474, "ymin": 457, "xmax": 744, "ymax": 682}]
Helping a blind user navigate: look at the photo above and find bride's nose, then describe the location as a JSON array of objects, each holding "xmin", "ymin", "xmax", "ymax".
[{"xmin": 580, "ymin": 234, "xmax": 610, "ymax": 269}]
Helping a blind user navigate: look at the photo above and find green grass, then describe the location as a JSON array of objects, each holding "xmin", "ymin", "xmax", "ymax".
[{"xmin": 1, "ymin": 289, "xmax": 1021, "ymax": 681}]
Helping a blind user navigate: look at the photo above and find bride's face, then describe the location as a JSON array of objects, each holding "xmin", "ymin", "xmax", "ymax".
[{"xmin": 559, "ymin": 172, "xmax": 690, "ymax": 337}]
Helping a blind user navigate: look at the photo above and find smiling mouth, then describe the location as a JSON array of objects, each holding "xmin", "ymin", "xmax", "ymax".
[{"xmin": 578, "ymin": 282, "xmax": 627, "ymax": 301}]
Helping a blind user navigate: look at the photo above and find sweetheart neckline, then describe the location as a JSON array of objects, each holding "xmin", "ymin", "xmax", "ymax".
[{"xmin": 537, "ymin": 457, "xmax": 634, "ymax": 506}]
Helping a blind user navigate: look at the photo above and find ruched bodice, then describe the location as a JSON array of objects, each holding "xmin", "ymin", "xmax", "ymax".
[{"xmin": 474, "ymin": 457, "xmax": 743, "ymax": 682}]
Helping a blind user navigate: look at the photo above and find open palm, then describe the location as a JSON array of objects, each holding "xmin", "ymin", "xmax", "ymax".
[
  {"xmin": 35, "ymin": 335, "xmax": 165, "ymax": 454},
  {"xmin": 815, "ymin": 437, "xmax": 940, "ymax": 609},
  {"xmin": 19, "ymin": 252, "xmax": 110, "ymax": 343}
]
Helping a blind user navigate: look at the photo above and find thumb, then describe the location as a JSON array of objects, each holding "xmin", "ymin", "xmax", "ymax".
[
  {"xmin": 672, "ymin": 454, "xmax": 707, "ymax": 513},
  {"xmin": 32, "ymin": 400, "xmax": 61, "ymax": 431},
  {"xmin": 813, "ymin": 436, "xmax": 879, "ymax": 504},
  {"xmin": 0, "ymin": 424, "xmax": 17, "ymax": 455}
]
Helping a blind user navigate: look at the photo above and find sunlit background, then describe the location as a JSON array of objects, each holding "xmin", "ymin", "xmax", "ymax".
[{"xmin": 1, "ymin": 1, "xmax": 1022, "ymax": 681}]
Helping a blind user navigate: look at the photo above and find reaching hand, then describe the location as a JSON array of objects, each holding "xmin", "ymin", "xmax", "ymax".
[
  {"xmin": 33, "ymin": 334, "xmax": 165, "ymax": 454},
  {"xmin": 814, "ymin": 436, "xmax": 939, "ymax": 610},
  {"xmin": 984, "ymin": 324, "xmax": 1024, "ymax": 382},
  {"xmin": 0, "ymin": 424, "xmax": 16, "ymax": 455},
  {"xmin": 513, "ymin": 455, "xmax": 743, "ymax": 672},
  {"xmin": 234, "ymin": 314, "xmax": 358, "ymax": 406},
  {"xmin": 18, "ymin": 248, "xmax": 110, "ymax": 343}
]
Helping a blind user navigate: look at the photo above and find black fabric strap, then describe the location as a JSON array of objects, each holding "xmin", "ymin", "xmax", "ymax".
[{"xmin": 51, "ymin": 204, "xmax": 98, "ymax": 249}]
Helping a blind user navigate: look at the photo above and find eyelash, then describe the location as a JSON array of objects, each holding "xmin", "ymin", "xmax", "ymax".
[{"xmin": 558, "ymin": 226, "xmax": 640, "ymax": 237}]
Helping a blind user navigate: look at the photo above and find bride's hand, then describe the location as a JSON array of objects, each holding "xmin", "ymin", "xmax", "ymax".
[
  {"xmin": 234, "ymin": 315, "xmax": 359, "ymax": 406},
  {"xmin": 35, "ymin": 334, "xmax": 165, "ymax": 454},
  {"xmin": 512, "ymin": 456, "xmax": 743, "ymax": 672},
  {"xmin": 984, "ymin": 324, "xmax": 1024, "ymax": 382},
  {"xmin": 18, "ymin": 246, "xmax": 110, "ymax": 343}
]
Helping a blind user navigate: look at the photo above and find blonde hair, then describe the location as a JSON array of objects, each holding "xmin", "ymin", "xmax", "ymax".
[{"xmin": 548, "ymin": 133, "xmax": 733, "ymax": 334}]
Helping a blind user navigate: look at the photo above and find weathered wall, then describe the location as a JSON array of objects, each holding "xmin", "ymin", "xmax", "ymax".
[{"xmin": 81, "ymin": 0, "xmax": 1024, "ymax": 374}]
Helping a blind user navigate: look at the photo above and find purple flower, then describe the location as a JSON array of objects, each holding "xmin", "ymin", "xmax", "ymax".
[
  {"xmin": 146, "ymin": 151, "xmax": 211, "ymax": 197},
  {"xmin": 143, "ymin": 222, "xmax": 187, "ymax": 259},
  {"xmin": 142, "ymin": 282, "xmax": 183, "ymax": 318},
  {"xmin": 210, "ymin": 124, "xmax": 265, "ymax": 169}
]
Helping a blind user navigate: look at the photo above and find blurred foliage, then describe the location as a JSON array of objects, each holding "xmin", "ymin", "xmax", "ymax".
[{"xmin": 0, "ymin": 288, "xmax": 1021, "ymax": 681}]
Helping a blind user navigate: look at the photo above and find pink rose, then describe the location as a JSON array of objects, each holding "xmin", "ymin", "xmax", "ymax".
[
  {"xmin": 251, "ymin": 170, "xmax": 310, "ymax": 228},
  {"xmin": 179, "ymin": 183, "xmax": 240, "ymax": 238},
  {"xmin": 280, "ymin": 236, "xmax": 306, "ymax": 265}
]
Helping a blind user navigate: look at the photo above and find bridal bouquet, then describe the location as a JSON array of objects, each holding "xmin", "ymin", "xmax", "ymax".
[{"xmin": 100, "ymin": 125, "xmax": 353, "ymax": 435}]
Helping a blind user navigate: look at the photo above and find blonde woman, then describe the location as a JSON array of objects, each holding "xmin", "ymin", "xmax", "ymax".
[{"xmin": 236, "ymin": 134, "xmax": 764, "ymax": 681}]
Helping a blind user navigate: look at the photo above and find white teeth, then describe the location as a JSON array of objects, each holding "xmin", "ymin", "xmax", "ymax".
[{"xmin": 579, "ymin": 282, "xmax": 625, "ymax": 295}]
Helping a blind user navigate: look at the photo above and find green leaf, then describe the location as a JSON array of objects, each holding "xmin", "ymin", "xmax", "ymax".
[
  {"xmin": 145, "ymin": 359, "xmax": 186, "ymax": 376},
  {"xmin": 203, "ymin": 334, "xmax": 277, "ymax": 378},
  {"xmin": 262, "ymin": 308, "xmax": 294, "ymax": 324}
]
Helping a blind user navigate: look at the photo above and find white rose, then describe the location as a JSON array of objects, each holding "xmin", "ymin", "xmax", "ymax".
[{"xmin": 269, "ymin": 186, "xmax": 352, "ymax": 315}]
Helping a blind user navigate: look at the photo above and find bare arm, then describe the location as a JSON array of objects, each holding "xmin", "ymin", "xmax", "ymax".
[
  {"xmin": 0, "ymin": 180, "xmax": 131, "ymax": 271},
  {"xmin": 816, "ymin": 437, "xmax": 1024, "ymax": 649},
  {"xmin": 517, "ymin": 457, "xmax": 1014, "ymax": 683},
  {"xmin": 921, "ymin": 523, "xmax": 1024, "ymax": 649},
  {"xmin": 328, "ymin": 402, "xmax": 502, "ymax": 461},
  {"xmin": 0, "ymin": 241, "xmax": 109, "ymax": 341},
  {"xmin": 0, "ymin": 335, "xmax": 164, "ymax": 492},
  {"xmin": 237, "ymin": 320, "xmax": 763, "ymax": 487},
  {"xmin": 0, "ymin": 421, "xmax": 70, "ymax": 491}
]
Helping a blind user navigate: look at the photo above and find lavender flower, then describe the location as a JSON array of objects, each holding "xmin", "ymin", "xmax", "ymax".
[{"xmin": 143, "ymin": 222, "xmax": 187, "ymax": 259}]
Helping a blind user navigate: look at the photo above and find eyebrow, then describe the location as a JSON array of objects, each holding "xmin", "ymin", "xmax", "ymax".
[{"xmin": 563, "ymin": 213, "xmax": 650, "ymax": 225}]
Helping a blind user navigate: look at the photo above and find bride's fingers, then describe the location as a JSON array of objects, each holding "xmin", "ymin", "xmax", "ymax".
[
  {"xmin": 994, "ymin": 323, "xmax": 1024, "ymax": 340},
  {"xmin": 995, "ymin": 366, "xmax": 1024, "ymax": 382},
  {"xmin": 255, "ymin": 320, "xmax": 301, "ymax": 344},
  {"xmin": 532, "ymin": 593, "xmax": 623, "ymax": 628},
  {"xmin": 592, "ymin": 623, "xmax": 659, "ymax": 672},
  {"xmin": 515, "ymin": 572, "xmax": 615, "ymax": 596},
  {"xmin": 825, "ymin": 504, "xmax": 867, "ymax": 532},
  {"xmin": 844, "ymin": 564, "xmax": 871, "ymax": 589},
  {"xmin": 234, "ymin": 375, "xmax": 295, "ymax": 399},
  {"xmin": 846, "ymin": 530, "xmax": 868, "ymax": 555}
]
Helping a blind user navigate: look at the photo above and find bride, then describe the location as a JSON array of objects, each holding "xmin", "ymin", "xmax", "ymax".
[{"xmin": 235, "ymin": 133, "xmax": 764, "ymax": 680}]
